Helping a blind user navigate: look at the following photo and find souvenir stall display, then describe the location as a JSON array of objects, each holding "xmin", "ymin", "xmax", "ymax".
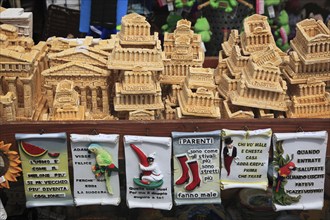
[{"xmin": 0, "ymin": 1, "xmax": 330, "ymax": 219}]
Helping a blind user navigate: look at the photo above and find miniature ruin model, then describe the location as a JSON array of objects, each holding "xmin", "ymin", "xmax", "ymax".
[
  {"xmin": 282, "ymin": 19, "xmax": 330, "ymax": 118},
  {"xmin": 176, "ymin": 67, "xmax": 221, "ymax": 119},
  {"xmin": 109, "ymin": 13, "xmax": 165, "ymax": 119},
  {"xmin": 0, "ymin": 24, "xmax": 48, "ymax": 121},
  {"xmin": 215, "ymin": 14, "xmax": 289, "ymax": 118},
  {"xmin": 50, "ymin": 80, "xmax": 85, "ymax": 120},
  {"xmin": 108, "ymin": 13, "xmax": 164, "ymax": 74},
  {"xmin": 42, "ymin": 62, "xmax": 111, "ymax": 120},
  {"xmin": 240, "ymin": 14, "xmax": 285, "ymax": 56},
  {"xmin": 162, "ymin": 19, "xmax": 204, "ymax": 85},
  {"xmin": 114, "ymin": 66, "xmax": 163, "ymax": 120},
  {"xmin": 42, "ymin": 36, "xmax": 117, "ymax": 120}
]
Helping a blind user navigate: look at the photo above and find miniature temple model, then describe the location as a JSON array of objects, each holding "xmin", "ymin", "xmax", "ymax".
[
  {"xmin": 42, "ymin": 62, "xmax": 111, "ymax": 120},
  {"xmin": 229, "ymin": 46, "xmax": 288, "ymax": 111},
  {"xmin": 42, "ymin": 36, "xmax": 115, "ymax": 120},
  {"xmin": 240, "ymin": 14, "xmax": 283, "ymax": 56},
  {"xmin": 282, "ymin": 19, "xmax": 330, "ymax": 118},
  {"xmin": 109, "ymin": 13, "xmax": 164, "ymax": 119},
  {"xmin": 114, "ymin": 67, "xmax": 163, "ymax": 120},
  {"xmin": 1, "ymin": 13, "xmax": 330, "ymax": 121},
  {"xmin": 176, "ymin": 67, "xmax": 221, "ymax": 119},
  {"xmin": 215, "ymin": 14, "xmax": 289, "ymax": 118},
  {"xmin": 0, "ymin": 24, "xmax": 48, "ymax": 121},
  {"xmin": 51, "ymin": 80, "xmax": 84, "ymax": 120},
  {"xmin": 108, "ymin": 13, "xmax": 164, "ymax": 74},
  {"xmin": 162, "ymin": 19, "xmax": 204, "ymax": 85}
]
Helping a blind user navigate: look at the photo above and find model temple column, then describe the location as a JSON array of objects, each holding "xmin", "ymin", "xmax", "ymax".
[
  {"xmin": 7, "ymin": 79, "xmax": 18, "ymax": 108},
  {"xmin": 101, "ymin": 87, "xmax": 109, "ymax": 114},
  {"xmin": 23, "ymin": 82, "xmax": 32, "ymax": 117},
  {"xmin": 91, "ymin": 88, "xmax": 97, "ymax": 112}
]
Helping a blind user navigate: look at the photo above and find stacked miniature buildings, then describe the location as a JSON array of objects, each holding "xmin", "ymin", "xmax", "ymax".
[
  {"xmin": 215, "ymin": 14, "xmax": 288, "ymax": 118},
  {"xmin": 1, "ymin": 13, "xmax": 330, "ymax": 122},
  {"xmin": 176, "ymin": 67, "xmax": 221, "ymax": 119},
  {"xmin": 282, "ymin": 19, "xmax": 330, "ymax": 118},
  {"xmin": 109, "ymin": 13, "xmax": 164, "ymax": 120},
  {"xmin": 162, "ymin": 19, "xmax": 204, "ymax": 85},
  {"xmin": 162, "ymin": 19, "xmax": 221, "ymax": 119},
  {"xmin": 0, "ymin": 24, "xmax": 48, "ymax": 122},
  {"xmin": 42, "ymin": 36, "xmax": 113, "ymax": 120}
]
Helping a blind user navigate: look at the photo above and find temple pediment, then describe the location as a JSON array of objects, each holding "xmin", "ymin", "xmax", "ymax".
[
  {"xmin": 49, "ymin": 48, "xmax": 107, "ymax": 65},
  {"xmin": 42, "ymin": 62, "xmax": 109, "ymax": 76},
  {"xmin": 122, "ymin": 13, "xmax": 149, "ymax": 25},
  {"xmin": 308, "ymin": 34, "xmax": 330, "ymax": 43}
]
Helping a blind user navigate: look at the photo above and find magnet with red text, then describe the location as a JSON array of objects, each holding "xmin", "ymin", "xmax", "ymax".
[{"xmin": 172, "ymin": 130, "xmax": 221, "ymax": 205}]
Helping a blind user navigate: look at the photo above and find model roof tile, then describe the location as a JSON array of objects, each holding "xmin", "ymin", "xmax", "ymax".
[
  {"xmin": 0, "ymin": 23, "xmax": 17, "ymax": 32},
  {"xmin": 1, "ymin": 48, "xmax": 35, "ymax": 62}
]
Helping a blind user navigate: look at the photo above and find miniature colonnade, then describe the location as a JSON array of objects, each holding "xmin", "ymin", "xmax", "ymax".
[{"xmin": 44, "ymin": 79, "xmax": 109, "ymax": 114}]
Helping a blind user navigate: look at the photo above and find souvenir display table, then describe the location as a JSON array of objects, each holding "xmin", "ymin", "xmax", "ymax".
[{"xmin": 1, "ymin": 5, "xmax": 330, "ymax": 219}]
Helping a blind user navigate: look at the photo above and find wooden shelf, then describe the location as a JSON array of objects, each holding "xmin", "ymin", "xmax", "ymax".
[{"xmin": 1, "ymin": 118, "xmax": 329, "ymax": 158}]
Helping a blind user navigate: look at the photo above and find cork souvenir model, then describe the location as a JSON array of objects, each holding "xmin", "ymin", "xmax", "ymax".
[
  {"xmin": 1, "ymin": 12, "xmax": 330, "ymax": 121},
  {"xmin": 281, "ymin": 19, "xmax": 330, "ymax": 118},
  {"xmin": 215, "ymin": 14, "xmax": 289, "ymax": 118},
  {"xmin": 162, "ymin": 19, "xmax": 204, "ymax": 85},
  {"xmin": 229, "ymin": 46, "xmax": 289, "ymax": 112},
  {"xmin": 41, "ymin": 37, "xmax": 115, "ymax": 120},
  {"xmin": 0, "ymin": 24, "xmax": 48, "ymax": 121},
  {"xmin": 114, "ymin": 66, "xmax": 163, "ymax": 120},
  {"xmin": 108, "ymin": 13, "xmax": 164, "ymax": 119},
  {"xmin": 50, "ymin": 80, "xmax": 85, "ymax": 120},
  {"xmin": 107, "ymin": 13, "xmax": 163, "ymax": 73},
  {"xmin": 176, "ymin": 67, "xmax": 221, "ymax": 119}
]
